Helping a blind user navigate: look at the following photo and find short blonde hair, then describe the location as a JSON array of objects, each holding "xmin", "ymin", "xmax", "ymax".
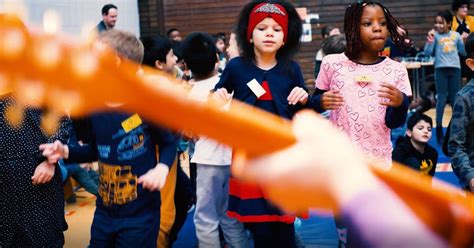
[{"xmin": 99, "ymin": 29, "xmax": 144, "ymax": 64}]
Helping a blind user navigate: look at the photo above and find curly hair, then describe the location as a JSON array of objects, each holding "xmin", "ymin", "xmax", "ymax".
[
  {"xmin": 344, "ymin": 1, "xmax": 411, "ymax": 61},
  {"xmin": 452, "ymin": 0, "xmax": 470, "ymax": 12},
  {"xmin": 236, "ymin": 0, "xmax": 302, "ymax": 65}
]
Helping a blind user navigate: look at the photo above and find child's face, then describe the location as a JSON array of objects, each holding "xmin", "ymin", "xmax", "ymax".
[
  {"xmin": 169, "ymin": 30, "xmax": 182, "ymax": 41},
  {"xmin": 226, "ymin": 33, "xmax": 239, "ymax": 60},
  {"xmin": 216, "ymin": 39, "xmax": 225, "ymax": 53},
  {"xmin": 407, "ymin": 120, "xmax": 432, "ymax": 144},
  {"xmin": 434, "ymin": 16, "xmax": 450, "ymax": 34},
  {"xmin": 359, "ymin": 5, "xmax": 388, "ymax": 54},
  {"xmin": 158, "ymin": 49, "xmax": 177, "ymax": 74},
  {"xmin": 456, "ymin": 4, "xmax": 469, "ymax": 19},
  {"xmin": 329, "ymin": 28, "xmax": 341, "ymax": 36},
  {"xmin": 251, "ymin": 17, "xmax": 285, "ymax": 56}
]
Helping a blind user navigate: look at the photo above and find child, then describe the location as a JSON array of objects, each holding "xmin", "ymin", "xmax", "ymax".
[
  {"xmin": 393, "ymin": 113, "xmax": 438, "ymax": 177},
  {"xmin": 448, "ymin": 32, "xmax": 474, "ymax": 192},
  {"xmin": 142, "ymin": 35, "xmax": 178, "ymax": 75},
  {"xmin": 183, "ymin": 32, "xmax": 248, "ymax": 248},
  {"xmin": 321, "ymin": 33, "xmax": 346, "ymax": 57},
  {"xmin": 40, "ymin": 30, "xmax": 177, "ymax": 247},
  {"xmin": 213, "ymin": 32, "xmax": 227, "ymax": 72},
  {"xmin": 213, "ymin": 1, "xmax": 309, "ymax": 247},
  {"xmin": 314, "ymin": 25, "xmax": 341, "ymax": 78},
  {"xmin": 167, "ymin": 28, "xmax": 182, "ymax": 41},
  {"xmin": 226, "ymin": 28, "xmax": 240, "ymax": 61},
  {"xmin": 424, "ymin": 10, "xmax": 466, "ymax": 143},
  {"xmin": 452, "ymin": 0, "xmax": 474, "ymax": 81},
  {"xmin": 312, "ymin": 2, "xmax": 412, "ymax": 246},
  {"xmin": 142, "ymin": 35, "xmax": 191, "ymax": 247},
  {"xmin": 313, "ymin": 1, "xmax": 412, "ymax": 168}
]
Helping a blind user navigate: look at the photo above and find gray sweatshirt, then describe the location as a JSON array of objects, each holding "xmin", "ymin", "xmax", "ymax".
[{"xmin": 424, "ymin": 30, "xmax": 466, "ymax": 69}]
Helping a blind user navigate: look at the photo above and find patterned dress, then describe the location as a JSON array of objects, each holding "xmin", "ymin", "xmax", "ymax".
[
  {"xmin": 0, "ymin": 94, "xmax": 70, "ymax": 247},
  {"xmin": 316, "ymin": 53, "xmax": 412, "ymax": 168}
]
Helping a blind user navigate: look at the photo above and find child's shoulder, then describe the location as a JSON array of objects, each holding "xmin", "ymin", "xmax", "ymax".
[{"xmin": 226, "ymin": 57, "xmax": 245, "ymax": 68}]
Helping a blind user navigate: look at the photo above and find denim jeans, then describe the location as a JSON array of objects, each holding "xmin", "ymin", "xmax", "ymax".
[
  {"xmin": 64, "ymin": 162, "xmax": 99, "ymax": 196},
  {"xmin": 434, "ymin": 67, "xmax": 461, "ymax": 126}
]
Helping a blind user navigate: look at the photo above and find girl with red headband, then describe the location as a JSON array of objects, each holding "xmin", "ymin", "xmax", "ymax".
[{"xmin": 213, "ymin": 1, "xmax": 308, "ymax": 247}]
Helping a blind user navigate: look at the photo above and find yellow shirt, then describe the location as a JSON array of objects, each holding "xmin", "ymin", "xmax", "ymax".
[{"xmin": 452, "ymin": 15, "xmax": 474, "ymax": 34}]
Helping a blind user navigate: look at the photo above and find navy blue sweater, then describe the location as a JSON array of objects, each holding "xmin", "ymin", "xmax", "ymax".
[
  {"xmin": 66, "ymin": 111, "xmax": 177, "ymax": 216},
  {"xmin": 214, "ymin": 57, "xmax": 309, "ymax": 119}
]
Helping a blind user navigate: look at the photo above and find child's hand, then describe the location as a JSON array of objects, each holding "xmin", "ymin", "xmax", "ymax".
[
  {"xmin": 213, "ymin": 88, "xmax": 232, "ymax": 105},
  {"xmin": 39, "ymin": 140, "xmax": 68, "ymax": 164},
  {"xmin": 461, "ymin": 32, "xmax": 469, "ymax": 42},
  {"xmin": 287, "ymin": 87, "xmax": 308, "ymax": 105},
  {"xmin": 377, "ymin": 82, "xmax": 404, "ymax": 107},
  {"xmin": 31, "ymin": 161, "xmax": 56, "ymax": 185},
  {"xmin": 138, "ymin": 163, "xmax": 169, "ymax": 191},
  {"xmin": 321, "ymin": 90, "xmax": 344, "ymax": 110},
  {"xmin": 427, "ymin": 29, "xmax": 435, "ymax": 43}
]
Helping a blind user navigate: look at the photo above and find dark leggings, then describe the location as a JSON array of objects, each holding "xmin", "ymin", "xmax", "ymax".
[{"xmin": 245, "ymin": 222, "xmax": 296, "ymax": 248}]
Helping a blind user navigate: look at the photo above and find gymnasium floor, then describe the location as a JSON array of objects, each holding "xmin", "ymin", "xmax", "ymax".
[{"xmin": 64, "ymin": 108, "xmax": 462, "ymax": 248}]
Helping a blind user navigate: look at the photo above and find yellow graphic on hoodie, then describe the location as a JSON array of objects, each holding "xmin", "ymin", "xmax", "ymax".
[
  {"xmin": 420, "ymin": 159, "xmax": 434, "ymax": 175},
  {"xmin": 99, "ymin": 162, "xmax": 138, "ymax": 206}
]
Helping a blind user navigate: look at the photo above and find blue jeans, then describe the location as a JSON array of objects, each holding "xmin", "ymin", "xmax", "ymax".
[
  {"xmin": 90, "ymin": 208, "xmax": 160, "ymax": 248},
  {"xmin": 434, "ymin": 67, "xmax": 461, "ymax": 126},
  {"xmin": 59, "ymin": 163, "xmax": 68, "ymax": 183},
  {"xmin": 64, "ymin": 162, "xmax": 99, "ymax": 196}
]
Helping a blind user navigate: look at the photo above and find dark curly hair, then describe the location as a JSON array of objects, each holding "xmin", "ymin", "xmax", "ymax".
[
  {"xmin": 436, "ymin": 10, "xmax": 454, "ymax": 27},
  {"xmin": 344, "ymin": 1, "xmax": 411, "ymax": 61},
  {"xmin": 452, "ymin": 0, "xmax": 470, "ymax": 12},
  {"xmin": 236, "ymin": 0, "xmax": 302, "ymax": 65}
]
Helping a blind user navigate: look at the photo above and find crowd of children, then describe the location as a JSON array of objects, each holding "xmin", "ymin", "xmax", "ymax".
[{"xmin": 2, "ymin": 0, "xmax": 474, "ymax": 247}]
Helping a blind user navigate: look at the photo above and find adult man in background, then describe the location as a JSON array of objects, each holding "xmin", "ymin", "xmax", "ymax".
[{"xmin": 96, "ymin": 4, "xmax": 118, "ymax": 32}]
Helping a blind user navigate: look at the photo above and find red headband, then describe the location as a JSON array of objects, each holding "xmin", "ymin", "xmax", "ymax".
[{"xmin": 247, "ymin": 3, "xmax": 288, "ymax": 43}]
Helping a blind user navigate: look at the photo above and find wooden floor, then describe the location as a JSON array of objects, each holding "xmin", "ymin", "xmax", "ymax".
[
  {"xmin": 425, "ymin": 107, "xmax": 452, "ymax": 127},
  {"xmin": 64, "ymin": 190, "xmax": 96, "ymax": 248}
]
